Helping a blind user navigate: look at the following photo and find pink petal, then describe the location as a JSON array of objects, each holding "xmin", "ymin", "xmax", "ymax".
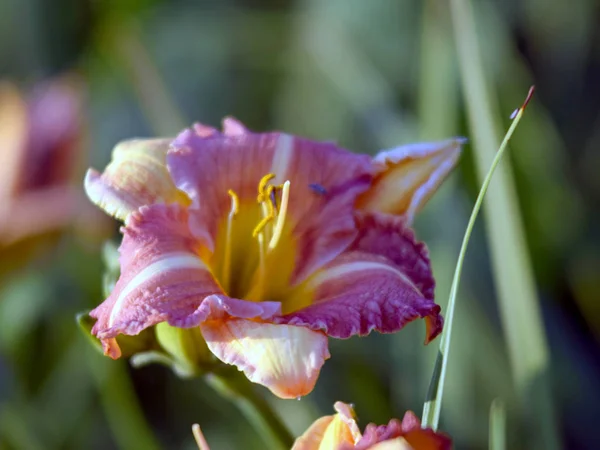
[
  {"xmin": 25, "ymin": 75, "xmax": 83, "ymax": 191},
  {"xmin": 0, "ymin": 186, "xmax": 78, "ymax": 245},
  {"xmin": 167, "ymin": 119, "xmax": 374, "ymax": 281},
  {"xmin": 357, "ymin": 138, "xmax": 464, "ymax": 224},
  {"xmin": 201, "ymin": 319, "xmax": 330, "ymax": 399},
  {"xmin": 192, "ymin": 122, "xmax": 219, "ymax": 137},
  {"xmin": 399, "ymin": 412, "xmax": 452, "ymax": 450},
  {"xmin": 400, "ymin": 411, "xmax": 421, "ymax": 432},
  {"xmin": 85, "ymin": 138, "xmax": 189, "ymax": 221},
  {"xmin": 276, "ymin": 213, "xmax": 442, "ymax": 343},
  {"xmin": 357, "ymin": 421, "xmax": 403, "ymax": 448},
  {"xmin": 350, "ymin": 212, "xmax": 435, "ymax": 300},
  {"xmin": 355, "ymin": 412, "xmax": 452, "ymax": 450},
  {"xmin": 90, "ymin": 203, "xmax": 281, "ymax": 358},
  {"xmin": 0, "ymin": 79, "xmax": 107, "ymax": 248},
  {"xmin": 222, "ymin": 116, "xmax": 249, "ymax": 136},
  {"xmin": 192, "ymin": 117, "xmax": 248, "ymax": 138}
]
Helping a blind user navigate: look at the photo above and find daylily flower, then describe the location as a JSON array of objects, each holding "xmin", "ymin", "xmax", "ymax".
[
  {"xmin": 85, "ymin": 118, "xmax": 463, "ymax": 398},
  {"xmin": 292, "ymin": 401, "xmax": 451, "ymax": 450},
  {"xmin": 0, "ymin": 76, "xmax": 108, "ymax": 268}
]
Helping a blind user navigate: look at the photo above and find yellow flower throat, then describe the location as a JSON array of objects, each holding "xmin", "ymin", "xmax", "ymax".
[{"xmin": 215, "ymin": 173, "xmax": 294, "ymax": 303}]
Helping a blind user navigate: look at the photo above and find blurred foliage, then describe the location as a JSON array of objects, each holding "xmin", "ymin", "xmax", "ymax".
[{"xmin": 0, "ymin": 0, "xmax": 599, "ymax": 449}]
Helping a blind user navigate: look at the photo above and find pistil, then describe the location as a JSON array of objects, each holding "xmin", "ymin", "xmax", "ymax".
[{"xmin": 269, "ymin": 180, "xmax": 290, "ymax": 250}]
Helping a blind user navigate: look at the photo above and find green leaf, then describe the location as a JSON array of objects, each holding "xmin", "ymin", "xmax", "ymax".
[
  {"xmin": 489, "ymin": 398, "xmax": 506, "ymax": 450},
  {"xmin": 75, "ymin": 310, "xmax": 104, "ymax": 354}
]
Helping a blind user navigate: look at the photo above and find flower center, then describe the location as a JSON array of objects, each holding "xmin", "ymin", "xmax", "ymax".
[
  {"xmin": 253, "ymin": 174, "xmax": 291, "ymax": 251},
  {"xmin": 214, "ymin": 173, "xmax": 295, "ymax": 302}
]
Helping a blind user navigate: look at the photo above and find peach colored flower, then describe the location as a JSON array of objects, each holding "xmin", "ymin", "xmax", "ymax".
[
  {"xmin": 292, "ymin": 402, "xmax": 451, "ymax": 450},
  {"xmin": 85, "ymin": 118, "xmax": 463, "ymax": 398}
]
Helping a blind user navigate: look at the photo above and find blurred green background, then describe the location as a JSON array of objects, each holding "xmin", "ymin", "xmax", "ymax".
[{"xmin": 0, "ymin": 0, "xmax": 599, "ymax": 449}]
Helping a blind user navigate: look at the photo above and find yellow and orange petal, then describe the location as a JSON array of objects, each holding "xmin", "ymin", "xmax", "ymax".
[
  {"xmin": 357, "ymin": 138, "xmax": 464, "ymax": 223},
  {"xmin": 85, "ymin": 138, "xmax": 190, "ymax": 221},
  {"xmin": 292, "ymin": 401, "xmax": 361, "ymax": 450}
]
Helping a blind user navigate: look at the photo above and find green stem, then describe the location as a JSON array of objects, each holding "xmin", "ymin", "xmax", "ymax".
[
  {"xmin": 204, "ymin": 370, "xmax": 294, "ymax": 450},
  {"xmin": 89, "ymin": 356, "xmax": 161, "ymax": 450},
  {"xmin": 422, "ymin": 92, "xmax": 531, "ymax": 429}
]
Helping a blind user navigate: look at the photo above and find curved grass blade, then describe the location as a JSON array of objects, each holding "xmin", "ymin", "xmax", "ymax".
[
  {"xmin": 449, "ymin": 0, "xmax": 559, "ymax": 448},
  {"xmin": 422, "ymin": 87, "xmax": 535, "ymax": 429}
]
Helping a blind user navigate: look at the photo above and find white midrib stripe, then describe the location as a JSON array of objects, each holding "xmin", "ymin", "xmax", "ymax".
[
  {"xmin": 108, "ymin": 252, "xmax": 208, "ymax": 327},
  {"xmin": 309, "ymin": 261, "xmax": 420, "ymax": 293},
  {"xmin": 270, "ymin": 133, "xmax": 294, "ymax": 184}
]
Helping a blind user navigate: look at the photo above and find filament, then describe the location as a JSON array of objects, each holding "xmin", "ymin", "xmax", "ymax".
[
  {"xmin": 192, "ymin": 424, "xmax": 210, "ymax": 450},
  {"xmin": 221, "ymin": 189, "xmax": 239, "ymax": 293},
  {"xmin": 254, "ymin": 232, "xmax": 267, "ymax": 299}
]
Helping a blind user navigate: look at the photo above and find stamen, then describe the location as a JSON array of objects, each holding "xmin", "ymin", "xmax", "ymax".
[
  {"xmin": 269, "ymin": 180, "xmax": 290, "ymax": 250},
  {"xmin": 257, "ymin": 173, "xmax": 276, "ymax": 201},
  {"xmin": 192, "ymin": 424, "xmax": 211, "ymax": 450},
  {"xmin": 255, "ymin": 232, "xmax": 266, "ymax": 298},
  {"xmin": 222, "ymin": 189, "xmax": 239, "ymax": 292},
  {"xmin": 253, "ymin": 185, "xmax": 278, "ymax": 238},
  {"xmin": 259, "ymin": 185, "xmax": 280, "ymax": 241},
  {"xmin": 260, "ymin": 202, "xmax": 271, "ymax": 240},
  {"xmin": 227, "ymin": 189, "xmax": 239, "ymax": 215},
  {"xmin": 253, "ymin": 200, "xmax": 275, "ymax": 238}
]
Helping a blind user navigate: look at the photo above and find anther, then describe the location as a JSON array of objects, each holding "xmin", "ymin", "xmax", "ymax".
[
  {"xmin": 227, "ymin": 189, "xmax": 239, "ymax": 216},
  {"xmin": 253, "ymin": 185, "xmax": 278, "ymax": 237},
  {"xmin": 257, "ymin": 173, "xmax": 276, "ymax": 201}
]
